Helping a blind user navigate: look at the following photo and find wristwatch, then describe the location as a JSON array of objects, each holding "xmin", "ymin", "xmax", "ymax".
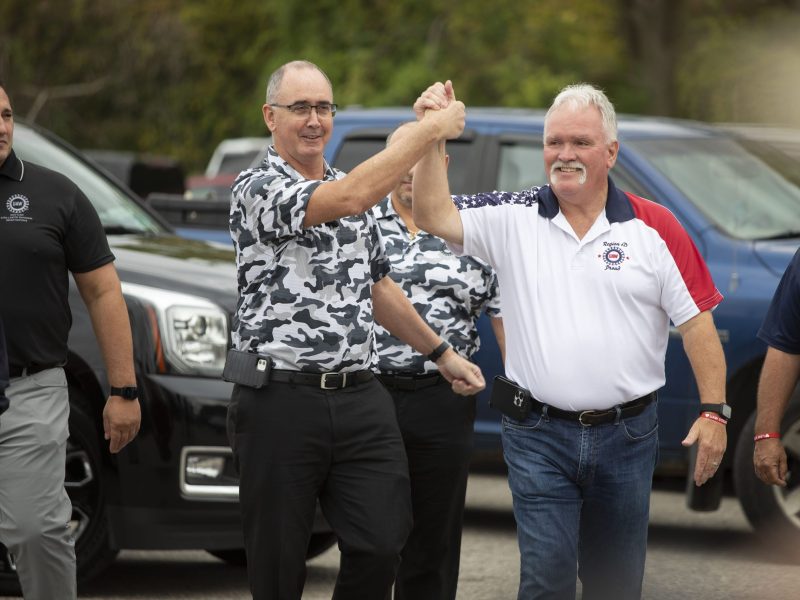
[
  {"xmin": 427, "ymin": 341, "xmax": 451, "ymax": 363},
  {"xmin": 110, "ymin": 386, "xmax": 139, "ymax": 400},
  {"xmin": 699, "ymin": 403, "xmax": 732, "ymax": 420}
]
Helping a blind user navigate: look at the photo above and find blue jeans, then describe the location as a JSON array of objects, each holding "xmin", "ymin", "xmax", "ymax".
[{"xmin": 502, "ymin": 401, "xmax": 658, "ymax": 600}]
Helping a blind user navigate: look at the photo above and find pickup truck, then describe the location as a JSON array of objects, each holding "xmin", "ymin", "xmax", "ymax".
[
  {"xmin": 148, "ymin": 108, "xmax": 800, "ymax": 552},
  {"xmin": 0, "ymin": 122, "xmax": 334, "ymax": 594}
]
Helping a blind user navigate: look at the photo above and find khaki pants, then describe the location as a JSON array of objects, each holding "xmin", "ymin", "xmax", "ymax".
[{"xmin": 0, "ymin": 368, "xmax": 75, "ymax": 600}]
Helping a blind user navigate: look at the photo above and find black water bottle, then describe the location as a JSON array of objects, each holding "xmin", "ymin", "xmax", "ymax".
[{"xmin": 685, "ymin": 442, "xmax": 725, "ymax": 511}]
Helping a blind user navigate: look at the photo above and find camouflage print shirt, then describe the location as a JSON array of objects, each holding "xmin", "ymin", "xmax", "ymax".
[
  {"xmin": 230, "ymin": 146, "xmax": 390, "ymax": 371},
  {"xmin": 372, "ymin": 196, "xmax": 501, "ymax": 373}
]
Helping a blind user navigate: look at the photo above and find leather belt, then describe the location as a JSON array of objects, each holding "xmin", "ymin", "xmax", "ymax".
[
  {"xmin": 8, "ymin": 364, "xmax": 56, "ymax": 378},
  {"xmin": 534, "ymin": 392, "xmax": 656, "ymax": 426},
  {"xmin": 377, "ymin": 372, "xmax": 442, "ymax": 391},
  {"xmin": 269, "ymin": 369, "xmax": 373, "ymax": 390}
]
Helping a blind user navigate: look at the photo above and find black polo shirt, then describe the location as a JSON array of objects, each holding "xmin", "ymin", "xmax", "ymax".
[{"xmin": 0, "ymin": 149, "xmax": 114, "ymax": 369}]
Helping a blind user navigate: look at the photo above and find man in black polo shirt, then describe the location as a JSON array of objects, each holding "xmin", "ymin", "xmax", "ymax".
[{"xmin": 0, "ymin": 82, "xmax": 141, "ymax": 600}]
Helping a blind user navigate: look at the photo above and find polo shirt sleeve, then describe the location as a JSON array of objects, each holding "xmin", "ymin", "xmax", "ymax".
[
  {"xmin": 485, "ymin": 270, "xmax": 502, "ymax": 317},
  {"xmin": 758, "ymin": 249, "xmax": 800, "ymax": 354},
  {"xmin": 630, "ymin": 195, "xmax": 723, "ymax": 326},
  {"xmin": 65, "ymin": 186, "xmax": 114, "ymax": 273},
  {"xmin": 232, "ymin": 169, "xmax": 322, "ymax": 243}
]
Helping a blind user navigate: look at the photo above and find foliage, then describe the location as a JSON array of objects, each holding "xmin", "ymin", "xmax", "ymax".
[{"xmin": 0, "ymin": 0, "xmax": 797, "ymax": 173}]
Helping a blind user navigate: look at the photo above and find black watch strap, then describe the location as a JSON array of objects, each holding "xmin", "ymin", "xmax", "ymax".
[
  {"xmin": 699, "ymin": 402, "xmax": 731, "ymax": 419},
  {"xmin": 427, "ymin": 341, "xmax": 451, "ymax": 363},
  {"xmin": 110, "ymin": 386, "xmax": 139, "ymax": 400}
]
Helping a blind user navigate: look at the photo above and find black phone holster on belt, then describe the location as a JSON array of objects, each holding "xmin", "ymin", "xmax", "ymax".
[
  {"xmin": 222, "ymin": 349, "xmax": 273, "ymax": 388},
  {"xmin": 489, "ymin": 375, "xmax": 533, "ymax": 420}
]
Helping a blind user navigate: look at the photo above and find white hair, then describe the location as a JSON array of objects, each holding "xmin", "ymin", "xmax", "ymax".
[{"xmin": 544, "ymin": 83, "xmax": 617, "ymax": 144}]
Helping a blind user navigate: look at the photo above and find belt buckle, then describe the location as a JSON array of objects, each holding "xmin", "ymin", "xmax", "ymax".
[
  {"xmin": 578, "ymin": 410, "xmax": 595, "ymax": 426},
  {"xmin": 320, "ymin": 372, "xmax": 346, "ymax": 390}
]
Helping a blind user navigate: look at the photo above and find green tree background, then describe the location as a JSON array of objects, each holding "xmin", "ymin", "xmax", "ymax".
[{"xmin": 1, "ymin": 0, "xmax": 798, "ymax": 172}]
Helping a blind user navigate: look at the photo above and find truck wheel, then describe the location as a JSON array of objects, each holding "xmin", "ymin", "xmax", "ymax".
[
  {"xmin": 733, "ymin": 398, "xmax": 800, "ymax": 549},
  {"xmin": 207, "ymin": 532, "xmax": 337, "ymax": 566},
  {"xmin": 0, "ymin": 396, "xmax": 119, "ymax": 595}
]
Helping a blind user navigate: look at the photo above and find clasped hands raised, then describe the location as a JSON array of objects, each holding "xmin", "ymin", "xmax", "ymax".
[{"xmin": 414, "ymin": 80, "xmax": 465, "ymax": 141}]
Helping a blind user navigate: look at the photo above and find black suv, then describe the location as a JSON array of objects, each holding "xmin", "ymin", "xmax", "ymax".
[{"xmin": 0, "ymin": 122, "xmax": 334, "ymax": 593}]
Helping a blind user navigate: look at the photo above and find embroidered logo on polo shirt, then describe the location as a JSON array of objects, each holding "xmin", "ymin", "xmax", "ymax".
[
  {"xmin": 2, "ymin": 194, "xmax": 33, "ymax": 223},
  {"xmin": 599, "ymin": 242, "xmax": 630, "ymax": 271}
]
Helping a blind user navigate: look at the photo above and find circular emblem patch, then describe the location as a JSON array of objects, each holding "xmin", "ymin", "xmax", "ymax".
[
  {"xmin": 6, "ymin": 194, "xmax": 30, "ymax": 214},
  {"xmin": 602, "ymin": 245, "xmax": 625, "ymax": 267}
]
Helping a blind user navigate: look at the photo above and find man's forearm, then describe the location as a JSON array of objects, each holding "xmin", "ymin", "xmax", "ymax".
[
  {"xmin": 412, "ymin": 142, "xmax": 463, "ymax": 244},
  {"xmin": 373, "ymin": 277, "xmax": 441, "ymax": 356},
  {"xmin": 756, "ymin": 347, "xmax": 800, "ymax": 432},
  {"xmin": 679, "ymin": 311, "xmax": 726, "ymax": 404},
  {"xmin": 86, "ymin": 290, "xmax": 136, "ymax": 387},
  {"xmin": 75, "ymin": 265, "xmax": 136, "ymax": 387}
]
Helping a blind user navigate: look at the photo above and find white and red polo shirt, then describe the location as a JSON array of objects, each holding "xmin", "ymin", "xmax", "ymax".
[{"xmin": 452, "ymin": 178, "xmax": 723, "ymax": 411}]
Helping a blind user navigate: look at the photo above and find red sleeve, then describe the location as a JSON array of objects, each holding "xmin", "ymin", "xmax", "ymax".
[{"xmin": 628, "ymin": 192, "xmax": 723, "ymax": 312}]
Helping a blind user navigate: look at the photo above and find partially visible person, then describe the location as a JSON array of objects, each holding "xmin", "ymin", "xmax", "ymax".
[
  {"xmin": 373, "ymin": 122, "xmax": 504, "ymax": 600},
  {"xmin": 227, "ymin": 61, "xmax": 484, "ymax": 600},
  {"xmin": 753, "ymin": 247, "xmax": 800, "ymax": 486},
  {"xmin": 412, "ymin": 81, "xmax": 728, "ymax": 600},
  {"xmin": 0, "ymin": 318, "xmax": 9, "ymax": 422},
  {"xmin": 0, "ymin": 81, "xmax": 140, "ymax": 600}
]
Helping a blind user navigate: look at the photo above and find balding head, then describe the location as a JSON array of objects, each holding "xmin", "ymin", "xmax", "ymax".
[{"xmin": 265, "ymin": 60, "xmax": 332, "ymax": 104}]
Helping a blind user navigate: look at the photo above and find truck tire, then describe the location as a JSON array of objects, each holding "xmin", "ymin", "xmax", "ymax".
[
  {"xmin": 207, "ymin": 532, "xmax": 338, "ymax": 566},
  {"xmin": 0, "ymin": 394, "xmax": 118, "ymax": 595},
  {"xmin": 733, "ymin": 397, "xmax": 800, "ymax": 549}
]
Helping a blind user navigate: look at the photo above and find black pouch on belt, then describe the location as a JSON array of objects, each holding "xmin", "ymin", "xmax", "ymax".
[
  {"xmin": 489, "ymin": 375, "xmax": 533, "ymax": 421},
  {"xmin": 222, "ymin": 349, "xmax": 273, "ymax": 388}
]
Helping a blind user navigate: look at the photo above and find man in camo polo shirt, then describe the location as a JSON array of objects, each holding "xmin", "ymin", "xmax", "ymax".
[
  {"xmin": 227, "ymin": 60, "xmax": 485, "ymax": 600},
  {"xmin": 373, "ymin": 122, "xmax": 505, "ymax": 600}
]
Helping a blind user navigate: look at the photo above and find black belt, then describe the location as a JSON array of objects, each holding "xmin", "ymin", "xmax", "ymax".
[
  {"xmin": 377, "ymin": 372, "xmax": 442, "ymax": 391},
  {"xmin": 533, "ymin": 392, "xmax": 656, "ymax": 426},
  {"xmin": 8, "ymin": 364, "xmax": 56, "ymax": 378},
  {"xmin": 269, "ymin": 369, "xmax": 373, "ymax": 390}
]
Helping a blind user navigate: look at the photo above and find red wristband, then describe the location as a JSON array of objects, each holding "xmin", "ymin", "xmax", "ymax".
[
  {"xmin": 754, "ymin": 432, "xmax": 781, "ymax": 442},
  {"xmin": 700, "ymin": 412, "xmax": 728, "ymax": 425}
]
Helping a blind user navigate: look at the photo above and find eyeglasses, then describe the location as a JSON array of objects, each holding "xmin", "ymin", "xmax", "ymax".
[{"xmin": 269, "ymin": 102, "xmax": 337, "ymax": 118}]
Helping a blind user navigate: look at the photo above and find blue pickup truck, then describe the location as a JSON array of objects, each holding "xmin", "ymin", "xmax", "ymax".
[{"xmin": 152, "ymin": 108, "xmax": 800, "ymax": 549}]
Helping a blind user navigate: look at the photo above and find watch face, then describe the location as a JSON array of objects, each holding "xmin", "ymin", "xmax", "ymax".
[{"xmin": 701, "ymin": 403, "xmax": 731, "ymax": 419}]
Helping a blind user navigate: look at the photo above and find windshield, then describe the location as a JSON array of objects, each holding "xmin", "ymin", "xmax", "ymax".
[
  {"xmin": 626, "ymin": 137, "xmax": 800, "ymax": 240},
  {"xmin": 13, "ymin": 124, "xmax": 165, "ymax": 235}
]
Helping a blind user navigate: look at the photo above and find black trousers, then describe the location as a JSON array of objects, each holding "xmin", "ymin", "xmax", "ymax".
[
  {"xmin": 227, "ymin": 377, "xmax": 412, "ymax": 600},
  {"xmin": 379, "ymin": 376, "xmax": 476, "ymax": 600}
]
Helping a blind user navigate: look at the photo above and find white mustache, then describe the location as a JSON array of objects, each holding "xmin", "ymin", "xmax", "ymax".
[
  {"xmin": 550, "ymin": 160, "xmax": 586, "ymax": 175},
  {"xmin": 550, "ymin": 160, "xmax": 587, "ymax": 185}
]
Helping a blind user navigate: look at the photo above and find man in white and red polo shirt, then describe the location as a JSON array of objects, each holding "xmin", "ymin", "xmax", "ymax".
[{"xmin": 412, "ymin": 81, "xmax": 728, "ymax": 600}]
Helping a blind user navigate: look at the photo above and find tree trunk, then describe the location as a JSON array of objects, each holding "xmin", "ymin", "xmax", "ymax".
[{"xmin": 619, "ymin": 0, "xmax": 686, "ymax": 116}]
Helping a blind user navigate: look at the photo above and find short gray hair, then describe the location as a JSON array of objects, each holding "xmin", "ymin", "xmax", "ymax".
[
  {"xmin": 544, "ymin": 83, "xmax": 617, "ymax": 144},
  {"xmin": 265, "ymin": 60, "xmax": 332, "ymax": 104},
  {"xmin": 386, "ymin": 121, "xmax": 416, "ymax": 147}
]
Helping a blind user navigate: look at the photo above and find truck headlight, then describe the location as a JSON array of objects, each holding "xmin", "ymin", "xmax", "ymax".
[{"xmin": 122, "ymin": 282, "xmax": 229, "ymax": 377}]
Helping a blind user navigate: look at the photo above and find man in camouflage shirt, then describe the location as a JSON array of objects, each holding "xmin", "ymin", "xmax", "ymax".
[
  {"xmin": 227, "ymin": 60, "xmax": 485, "ymax": 600},
  {"xmin": 374, "ymin": 122, "xmax": 505, "ymax": 600}
]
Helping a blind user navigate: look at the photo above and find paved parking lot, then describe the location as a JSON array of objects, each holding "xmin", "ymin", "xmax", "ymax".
[{"xmin": 6, "ymin": 468, "xmax": 797, "ymax": 600}]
